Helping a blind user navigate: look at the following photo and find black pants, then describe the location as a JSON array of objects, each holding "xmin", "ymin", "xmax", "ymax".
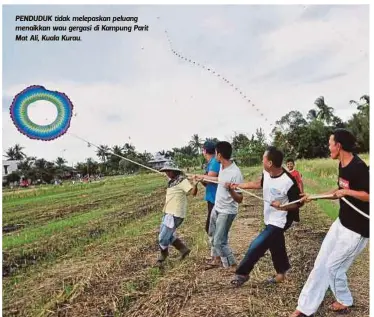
[
  {"xmin": 236, "ymin": 224, "xmax": 290, "ymax": 276},
  {"xmin": 206, "ymin": 201, "xmax": 215, "ymax": 234}
]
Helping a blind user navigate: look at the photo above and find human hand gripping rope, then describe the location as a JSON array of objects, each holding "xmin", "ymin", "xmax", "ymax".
[
  {"xmin": 188, "ymin": 174, "xmax": 369, "ymax": 219},
  {"xmin": 186, "ymin": 174, "xmax": 271, "ymax": 204}
]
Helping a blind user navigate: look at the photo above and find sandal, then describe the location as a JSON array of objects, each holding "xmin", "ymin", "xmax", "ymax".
[
  {"xmin": 230, "ymin": 274, "xmax": 249, "ymax": 288},
  {"xmin": 329, "ymin": 302, "xmax": 350, "ymax": 314}
]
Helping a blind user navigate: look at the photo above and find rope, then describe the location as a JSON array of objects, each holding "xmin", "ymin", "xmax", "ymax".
[
  {"xmin": 69, "ymin": 133, "xmax": 167, "ymax": 177},
  {"xmin": 282, "ymin": 194, "xmax": 369, "ymax": 219},
  {"xmin": 280, "ymin": 194, "xmax": 335, "ymax": 207},
  {"xmin": 69, "ymin": 136, "xmax": 369, "ymax": 220},
  {"xmin": 342, "ymin": 197, "xmax": 369, "ymax": 219},
  {"xmin": 187, "ymin": 175, "xmax": 270, "ymax": 204}
]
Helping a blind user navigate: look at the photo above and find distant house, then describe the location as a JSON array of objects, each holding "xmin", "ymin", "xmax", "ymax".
[
  {"xmin": 2, "ymin": 160, "xmax": 20, "ymax": 177},
  {"xmin": 148, "ymin": 154, "xmax": 172, "ymax": 170}
]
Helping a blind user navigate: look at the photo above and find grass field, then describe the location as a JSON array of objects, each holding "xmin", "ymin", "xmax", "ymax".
[{"xmin": 2, "ymin": 154, "xmax": 369, "ymax": 317}]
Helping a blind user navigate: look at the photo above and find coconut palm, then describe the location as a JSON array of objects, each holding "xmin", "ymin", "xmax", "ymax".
[
  {"xmin": 307, "ymin": 109, "xmax": 318, "ymax": 122},
  {"xmin": 189, "ymin": 134, "xmax": 202, "ymax": 155},
  {"xmin": 314, "ymin": 96, "xmax": 335, "ymax": 124},
  {"xmin": 4, "ymin": 144, "xmax": 26, "ymax": 160},
  {"xmin": 350, "ymin": 95, "xmax": 370, "ymax": 111},
  {"xmin": 96, "ymin": 145, "xmax": 110, "ymax": 163},
  {"xmin": 14, "ymin": 144, "xmax": 26, "ymax": 160},
  {"xmin": 34, "ymin": 158, "xmax": 48, "ymax": 169},
  {"xmin": 55, "ymin": 157, "xmax": 67, "ymax": 168},
  {"xmin": 4, "ymin": 147, "xmax": 17, "ymax": 160}
]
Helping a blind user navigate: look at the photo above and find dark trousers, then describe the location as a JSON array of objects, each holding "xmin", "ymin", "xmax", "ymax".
[
  {"xmin": 206, "ymin": 201, "xmax": 215, "ymax": 234},
  {"xmin": 236, "ymin": 224, "xmax": 290, "ymax": 276}
]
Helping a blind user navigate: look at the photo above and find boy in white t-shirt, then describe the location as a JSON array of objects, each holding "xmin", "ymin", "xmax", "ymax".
[{"xmin": 229, "ymin": 146, "xmax": 302, "ymax": 287}]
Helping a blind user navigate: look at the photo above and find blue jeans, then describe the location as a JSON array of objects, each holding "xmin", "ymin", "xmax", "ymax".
[
  {"xmin": 209, "ymin": 208, "xmax": 236, "ymax": 267},
  {"xmin": 236, "ymin": 224, "xmax": 290, "ymax": 276},
  {"xmin": 158, "ymin": 214, "xmax": 184, "ymax": 250}
]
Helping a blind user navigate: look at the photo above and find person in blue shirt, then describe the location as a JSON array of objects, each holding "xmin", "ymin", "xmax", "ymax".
[{"xmin": 192, "ymin": 140, "xmax": 221, "ymax": 234}]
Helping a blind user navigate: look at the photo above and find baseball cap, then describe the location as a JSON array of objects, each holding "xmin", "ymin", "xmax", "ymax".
[{"xmin": 203, "ymin": 141, "xmax": 216, "ymax": 153}]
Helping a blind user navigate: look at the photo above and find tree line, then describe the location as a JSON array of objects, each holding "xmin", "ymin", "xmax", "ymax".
[{"xmin": 3, "ymin": 95, "xmax": 369, "ymax": 185}]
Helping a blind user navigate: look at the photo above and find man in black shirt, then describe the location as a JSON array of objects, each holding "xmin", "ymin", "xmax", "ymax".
[{"xmin": 290, "ymin": 129, "xmax": 369, "ymax": 317}]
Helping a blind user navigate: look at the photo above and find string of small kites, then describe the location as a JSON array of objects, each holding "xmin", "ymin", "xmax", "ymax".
[
  {"xmin": 157, "ymin": 17, "xmax": 272, "ymax": 128},
  {"xmin": 157, "ymin": 5, "xmax": 365, "ymax": 131}
]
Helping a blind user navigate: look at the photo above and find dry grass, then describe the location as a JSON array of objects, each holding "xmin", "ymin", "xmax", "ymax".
[{"xmin": 3, "ymin": 172, "xmax": 369, "ymax": 317}]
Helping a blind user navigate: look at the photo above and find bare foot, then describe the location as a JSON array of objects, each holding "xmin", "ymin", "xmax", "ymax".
[
  {"xmin": 289, "ymin": 310, "xmax": 311, "ymax": 317},
  {"xmin": 329, "ymin": 301, "xmax": 350, "ymax": 312},
  {"xmin": 274, "ymin": 273, "xmax": 286, "ymax": 282}
]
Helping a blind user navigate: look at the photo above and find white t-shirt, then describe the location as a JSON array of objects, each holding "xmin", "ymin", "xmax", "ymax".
[
  {"xmin": 214, "ymin": 162, "xmax": 244, "ymax": 214},
  {"xmin": 262, "ymin": 169, "xmax": 300, "ymax": 229}
]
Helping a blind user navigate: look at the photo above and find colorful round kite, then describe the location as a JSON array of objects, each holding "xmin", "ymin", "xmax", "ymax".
[{"xmin": 10, "ymin": 85, "xmax": 73, "ymax": 141}]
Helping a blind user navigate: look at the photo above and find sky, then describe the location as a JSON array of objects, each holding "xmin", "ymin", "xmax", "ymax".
[{"xmin": 2, "ymin": 4, "xmax": 369, "ymax": 165}]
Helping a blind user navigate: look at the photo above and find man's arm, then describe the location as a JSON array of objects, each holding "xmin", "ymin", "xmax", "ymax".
[
  {"xmin": 299, "ymin": 182, "xmax": 304, "ymax": 194},
  {"xmin": 297, "ymin": 172, "xmax": 304, "ymax": 194},
  {"xmin": 194, "ymin": 174, "xmax": 218, "ymax": 183},
  {"xmin": 335, "ymin": 189, "xmax": 369, "ymax": 202},
  {"xmin": 272, "ymin": 181, "xmax": 303, "ymax": 211},
  {"xmin": 236, "ymin": 177, "xmax": 262, "ymax": 190},
  {"xmin": 271, "ymin": 201, "xmax": 301, "ymax": 211},
  {"xmin": 334, "ymin": 164, "xmax": 370, "ymax": 202},
  {"xmin": 228, "ymin": 187, "xmax": 243, "ymax": 203},
  {"xmin": 302, "ymin": 188, "xmax": 339, "ymax": 202},
  {"xmin": 183, "ymin": 179, "xmax": 197, "ymax": 196},
  {"xmin": 201, "ymin": 171, "xmax": 219, "ymax": 187},
  {"xmin": 191, "ymin": 181, "xmax": 199, "ymax": 196}
]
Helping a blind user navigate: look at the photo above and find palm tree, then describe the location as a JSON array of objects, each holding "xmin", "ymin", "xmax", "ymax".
[
  {"xmin": 361, "ymin": 94, "xmax": 370, "ymax": 105},
  {"xmin": 112, "ymin": 145, "xmax": 124, "ymax": 155},
  {"xmin": 314, "ymin": 96, "xmax": 335, "ymax": 124},
  {"xmin": 55, "ymin": 157, "xmax": 67, "ymax": 168},
  {"xmin": 350, "ymin": 95, "xmax": 370, "ymax": 111},
  {"xmin": 96, "ymin": 145, "xmax": 110, "ymax": 173},
  {"xmin": 307, "ymin": 109, "xmax": 318, "ymax": 122},
  {"xmin": 109, "ymin": 145, "xmax": 124, "ymax": 170},
  {"xmin": 96, "ymin": 145, "xmax": 110, "ymax": 163},
  {"xmin": 4, "ymin": 147, "xmax": 17, "ymax": 160},
  {"xmin": 123, "ymin": 143, "xmax": 135, "ymax": 154},
  {"xmin": 189, "ymin": 134, "xmax": 202, "ymax": 155},
  {"xmin": 4, "ymin": 144, "xmax": 26, "ymax": 161},
  {"xmin": 14, "ymin": 144, "xmax": 26, "ymax": 160},
  {"xmin": 34, "ymin": 158, "xmax": 48, "ymax": 169}
]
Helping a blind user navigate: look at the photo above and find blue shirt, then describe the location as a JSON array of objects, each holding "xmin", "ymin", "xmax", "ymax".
[{"xmin": 205, "ymin": 156, "xmax": 220, "ymax": 204}]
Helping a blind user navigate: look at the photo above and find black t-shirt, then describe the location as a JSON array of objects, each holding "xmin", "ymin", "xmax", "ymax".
[{"xmin": 338, "ymin": 155, "xmax": 369, "ymax": 237}]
